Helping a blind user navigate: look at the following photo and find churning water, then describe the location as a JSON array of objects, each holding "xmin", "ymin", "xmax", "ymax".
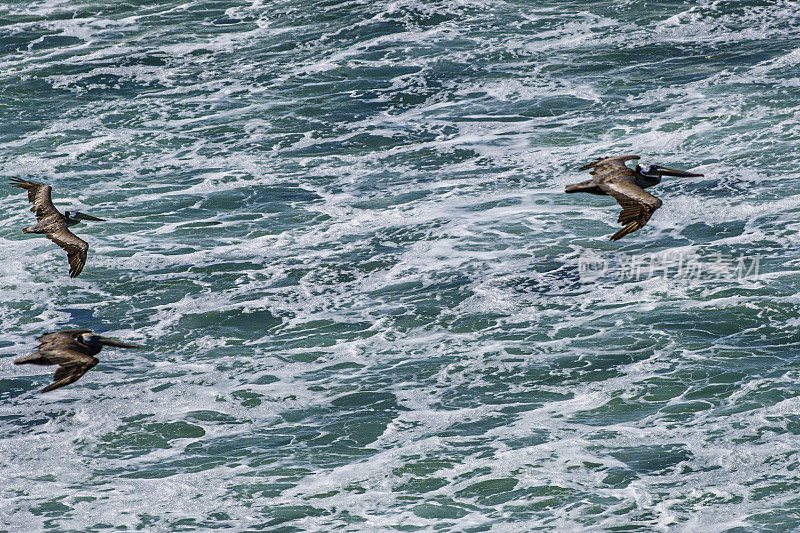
[{"xmin": 2, "ymin": 1, "xmax": 800, "ymax": 530}]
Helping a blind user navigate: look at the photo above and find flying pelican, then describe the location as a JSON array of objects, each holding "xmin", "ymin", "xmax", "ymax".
[
  {"xmin": 14, "ymin": 330, "xmax": 139, "ymax": 393},
  {"xmin": 10, "ymin": 177, "xmax": 104, "ymax": 277},
  {"xmin": 565, "ymin": 155, "xmax": 704, "ymax": 240}
]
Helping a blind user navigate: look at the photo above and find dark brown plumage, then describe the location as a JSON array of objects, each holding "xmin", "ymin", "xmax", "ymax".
[
  {"xmin": 565, "ymin": 155, "xmax": 703, "ymax": 240},
  {"xmin": 10, "ymin": 177, "xmax": 104, "ymax": 277},
  {"xmin": 14, "ymin": 330, "xmax": 139, "ymax": 393}
]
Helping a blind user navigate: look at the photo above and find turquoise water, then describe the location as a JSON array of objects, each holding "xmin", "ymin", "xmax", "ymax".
[{"xmin": 1, "ymin": 1, "xmax": 800, "ymax": 530}]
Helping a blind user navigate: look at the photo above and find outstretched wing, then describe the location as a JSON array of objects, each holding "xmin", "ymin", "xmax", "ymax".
[
  {"xmin": 14, "ymin": 336, "xmax": 85, "ymax": 366},
  {"xmin": 599, "ymin": 180, "xmax": 663, "ymax": 241},
  {"xmin": 35, "ymin": 330, "xmax": 91, "ymax": 345},
  {"xmin": 46, "ymin": 226, "xmax": 89, "ymax": 277},
  {"xmin": 10, "ymin": 178, "xmax": 60, "ymax": 220},
  {"xmin": 14, "ymin": 331, "xmax": 100, "ymax": 392},
  {"xmin": 40, "ymin": 356, "xmax": 99, "ymax": 393},
  {"xmin": 579, "ymin": 155, "xmax": 640, "ymax": 175}
]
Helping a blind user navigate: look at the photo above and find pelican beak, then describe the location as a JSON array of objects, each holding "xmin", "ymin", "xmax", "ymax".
[
  {"xmin": 98, "ymin": 337, "xmax": 140, "ymax": 349},
  {"xmin": 654, "ymin": 165, "xmax": 704, "ymax": 178},
  {"xmin": 73, "ymin": 212, "xmax": 105, "ymax": 222}
]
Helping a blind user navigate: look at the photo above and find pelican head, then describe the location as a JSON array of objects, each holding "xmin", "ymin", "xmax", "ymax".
[
  {"xmin": 65, "ymin": 211, "xmax": 105, "ymax": 225},
  {"xmin": 635, "ymin": 163, "xmax": 704, "ymax": 187},
  {"xmin": 78, "ymin": 332, "xmax": 140, "ymax": 349}
]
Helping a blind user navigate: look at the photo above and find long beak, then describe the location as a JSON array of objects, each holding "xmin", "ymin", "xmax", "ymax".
[
  {"xmin": 98, "ymin": 337, "xmax": 140, "ymax": 349},
  {"xmin": 656, "ymin": 166, "xmax": 704, "ymax": 178},
  {"xmin": 74, "ymin": 212, "xmax": 105, "ymax": 222}
]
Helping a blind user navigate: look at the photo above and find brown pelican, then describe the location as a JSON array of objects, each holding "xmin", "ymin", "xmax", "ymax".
[
  {"xmin": 565, "ymin": 155, "xmax": 704, "ymax": 240},
  {"xmin": 10, "ymin": 178, "xmax": 104, "ymax": 277},
  {"xmin": 14, "ymin": 330, "xmax": 139, "ymax": 393}
]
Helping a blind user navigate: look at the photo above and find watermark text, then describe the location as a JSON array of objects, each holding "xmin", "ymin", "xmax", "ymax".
[{"xmin": 577, "ymin": 251, "xmax": 760, "ymax": 282}]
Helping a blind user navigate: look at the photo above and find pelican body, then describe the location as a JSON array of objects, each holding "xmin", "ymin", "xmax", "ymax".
[
  {"xmin": 14, "ymin": 330, "xmax": 139, "ymax": 393},
  {"xmin": 10, "ymin": 178, "xmax": 104, "ymax": 277},
  {"xmin": 565, "ymin": 155, "xmax": 703, "ymax": 240}
]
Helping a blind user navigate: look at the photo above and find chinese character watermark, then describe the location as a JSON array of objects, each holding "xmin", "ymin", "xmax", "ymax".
[{"xmin": 577, "ymin": 251, "xmax": 760, "ymax": 283}]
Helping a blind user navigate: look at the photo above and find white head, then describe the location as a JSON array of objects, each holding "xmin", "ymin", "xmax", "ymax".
[
  {"xmin": 636, "ymin": 163, "xmax": 656, "ymax": 176},
  {"xmin": 78, "ymin": 332, "xmax": 139, "ymax": 348}
]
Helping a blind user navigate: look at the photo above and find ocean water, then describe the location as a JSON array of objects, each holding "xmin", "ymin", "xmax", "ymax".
[{"xmin": 1, "ymin": 0, "xmax": 800, "ymax": 530}]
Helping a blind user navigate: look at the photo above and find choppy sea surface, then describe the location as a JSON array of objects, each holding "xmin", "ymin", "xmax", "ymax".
[{"xmin": 2, "ymin": 1, "xmax": 800, "ymax": 530}]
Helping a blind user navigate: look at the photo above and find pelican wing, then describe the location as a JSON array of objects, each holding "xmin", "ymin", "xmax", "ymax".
[
  {"xmin": 36, "ymin": 330, "xmax": 91, "ymax": 345},
  {"xmin": 579, "ymin": 155, "xmax": 640, "ymax": 175},
  {"xmin": 39, "ymin": 355, "xmax": 99, "ymax": 393},
  {"xmin": 10, "ymin": 177, "xmax": 60, "ymax": 220},
  {"xmin": 46, "ymin": 226, "xmax": 89, "ymax": 277},
  {"xmin": 14, "ymin": 344, "xmax": 91, "ymax": 366},
  {"xmin": 599, "ymin": 180, "xmax": 663, "ymax": 241}
]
